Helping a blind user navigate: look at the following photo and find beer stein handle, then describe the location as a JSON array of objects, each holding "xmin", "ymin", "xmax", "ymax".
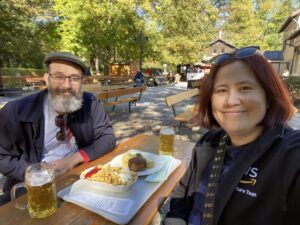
[{"xmin": 11, "ymin": 182, "xmax": 27, "ymax": 210}]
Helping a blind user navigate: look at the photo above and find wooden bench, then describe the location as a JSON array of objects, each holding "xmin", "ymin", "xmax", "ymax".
[
  {"xmin": 165, "ymin": 88, "xmax": 200, "ymax": 135},
  {"xmin": 190, "ymin": 79, "xmax": 203, "ymax": 89},
  {"xmin": 83, "ymin": 84, "xmax": 130, "ymax": 95},
  {"xmin": 97, "ymin": 86, "xmax": 146, "ymax": 113},
  {"xmin": 25, "ymin": 77, "xmax": 46, "ymax": 90},
  {"xmin": 83, "ymin": 83, "xmax": 103, "ymax": 93}
]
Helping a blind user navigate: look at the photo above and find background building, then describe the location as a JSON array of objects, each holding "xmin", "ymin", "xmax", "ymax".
[{"xmin": 279, "ymin": 9, "xmax": 300, "ymax": 75}]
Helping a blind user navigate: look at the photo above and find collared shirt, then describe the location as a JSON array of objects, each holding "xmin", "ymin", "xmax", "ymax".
[{"xmin": 41, "ymin": 95, "xmax": 79, "ymax": 162}]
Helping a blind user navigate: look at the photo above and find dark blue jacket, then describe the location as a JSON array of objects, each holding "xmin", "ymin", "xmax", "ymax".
[
  {"xmin": 0, "ymin": 89, "xmax": 116, "ymax": 192},
  {"xmin": 134, "ymin": 71, "xmax": 143, "ymax": 81},
  {"xmin": 164, "ymin": 126, "xmax": 300, "ymax": 225}
]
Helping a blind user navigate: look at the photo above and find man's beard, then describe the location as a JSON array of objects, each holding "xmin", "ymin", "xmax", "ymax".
[{"xmin": 48, "ymin": 84, "xmax": 83, "ymax": 113}]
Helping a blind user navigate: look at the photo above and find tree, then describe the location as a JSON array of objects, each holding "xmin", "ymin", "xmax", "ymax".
[
  {"xmin": 255, "ymin": 0, "xmax": 298, "ymax": 50},
  {"xmin": 0, "ymin": 0, "xmax": 60, "ymax": 69},
  {"xmin": 53, "ymin": 0, "xmax": 153, "ymax": 73},
  {"xmin": 218, "ymin": 0, "xmax": 300, "ymax": 50},
  {"xmin": 150, "ymin": 0, "xmax": 218, "ymax": 65},
  {"xmin": 219, "ymin": 0, "xmax": 261, "ymax": 48}
]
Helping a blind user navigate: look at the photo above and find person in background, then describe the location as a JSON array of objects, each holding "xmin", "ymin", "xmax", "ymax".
[
  {"xmin": 85, "ymin": 67, "xmax": 92, "ymax": 76},
  {"xmin": 174, "ymin": 73, "xmax": 181, "ymax": 84},
  {"xmin": 155, "ymin": 69, "xmax": 162, "ymax": 76},
  {"xmin": 0, "ymin": 52, "xmax": 116, "ymax": 205},
  {"xmin": 134, "ymin": 69, "xmax": 143, "ymax": 87},
  {"xmin": 164, "ymin": 47, "xmax": 300, "ymax": 225},
  {"xmin": 146, "ymin": 67, "xmax": 151, "ymax": 76}
]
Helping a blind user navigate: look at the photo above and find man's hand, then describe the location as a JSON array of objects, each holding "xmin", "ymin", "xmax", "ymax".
[{"xmin": 51, "ymin": 152, "xmax": 84, "ymax": 175}]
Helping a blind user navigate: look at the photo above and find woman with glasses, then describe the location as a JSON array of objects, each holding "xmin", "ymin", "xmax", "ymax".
[{"xmin": 164, "ymin": 47, "xmax": 300, "ymax": 225}]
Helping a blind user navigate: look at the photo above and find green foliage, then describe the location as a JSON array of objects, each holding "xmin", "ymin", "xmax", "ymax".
[
  {"xmin": 255, "ymin": 0, "xmax": 296, "ymax": 50},
  {"xmin": 153, "ymin": 0, "xmax": 218, "ymax": 65},
  {"xmin": 1, "ymin": 68, "xmax": 45, "ymax": 76},
  {"xmin": 219, "ymin": 0, "xmax": 300, "ymax": 50},
  {"xmin": 1, "ymin": 0, "xmax": 299, "ymax": 70},
  {"xmin": 53, "ymin": 0, "xmax": 144, "ymax": 66},
  {"xmin": 283, "ymin": 76, "xmax": 300, "ymax": 92},
  {"xmin": 0, "ymin": 0, "xmax": 60, "ymax": 68}
]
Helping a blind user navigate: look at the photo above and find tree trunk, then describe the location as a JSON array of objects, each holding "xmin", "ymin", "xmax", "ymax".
[
  {"xmin": 0, "ymin": 72, "xmax": 3, "ymax": 88},
  {"xmin": 95, "ymin": 58, "xmax": 99, "ymax": 75}
]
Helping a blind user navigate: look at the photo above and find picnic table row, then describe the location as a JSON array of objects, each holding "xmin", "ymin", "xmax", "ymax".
[{"xmin": 1, "ymin": 75, "xmax": 135, "ymax": 90}]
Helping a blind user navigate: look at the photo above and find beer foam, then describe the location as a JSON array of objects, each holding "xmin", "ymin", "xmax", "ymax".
[
  {"xmin": 160, "ymin": 128, "xmax": 174, "ymax": 135},
  {"xmin": 27, "ymin": 171, "xmax": 52, "ymax": 186}
]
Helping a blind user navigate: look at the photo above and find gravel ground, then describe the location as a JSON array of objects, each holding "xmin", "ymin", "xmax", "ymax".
[{"xmin": 108, "ymin": 82, "xmax": 203, "ymax": 144}]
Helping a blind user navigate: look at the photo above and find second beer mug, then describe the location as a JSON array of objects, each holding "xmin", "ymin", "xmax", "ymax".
[
  {"xmin": 159, "ymin": 127, "xmax": 175, "ymax": 155},
  {"xmin": 11, "ymin": 162, "xmax": 57, "ymax": 218}
]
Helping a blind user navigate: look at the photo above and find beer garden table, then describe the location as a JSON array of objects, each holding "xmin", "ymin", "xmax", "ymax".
[{"xmin": 0, "ymin": 134, "xmax": 195, "ymax": 225}]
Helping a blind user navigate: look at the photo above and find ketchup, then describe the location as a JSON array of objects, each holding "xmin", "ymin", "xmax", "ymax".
[{"xmin": 84, "ymin": 167, "xmax": 101, "ymax": 178}]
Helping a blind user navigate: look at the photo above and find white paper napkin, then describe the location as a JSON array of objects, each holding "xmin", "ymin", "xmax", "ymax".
[
  {"xmin": 65, "ymin": 190, "xmax": 134, "ymax": 216},
  {"xmin": 145, "ymin": 155, "xmax": 175, "ymax": 182}
]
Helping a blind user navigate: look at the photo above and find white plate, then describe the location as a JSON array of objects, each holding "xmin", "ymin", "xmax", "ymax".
[
  {"xmin": 110, "ymin": 149, "xmax": 167, "ymax": 176},
  {"xmin": 80, "ymin": 165, "xmax": 138, "ymax": 193}
]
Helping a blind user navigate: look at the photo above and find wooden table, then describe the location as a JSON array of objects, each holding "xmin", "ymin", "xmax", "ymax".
[{"xmin": 0, "ymin": 134, "xmax": 195, "ymax": 225}]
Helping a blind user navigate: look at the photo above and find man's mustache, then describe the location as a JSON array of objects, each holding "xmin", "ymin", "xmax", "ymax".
[{"xmin": 52, "ymin": 88, "xmax": 77, "ymax": 96}]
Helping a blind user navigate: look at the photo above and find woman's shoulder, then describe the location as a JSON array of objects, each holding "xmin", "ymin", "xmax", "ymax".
[
  {"xmin": 281, "ymin": 126, "xmax": 300, "ymax": 146},
  {"xmin": 191, "ymin": 129, "xmax": 226, "ymax": 155},
  {"xmin": 196, "ymin": 129, "xmax": 225, "ymax": 145}
]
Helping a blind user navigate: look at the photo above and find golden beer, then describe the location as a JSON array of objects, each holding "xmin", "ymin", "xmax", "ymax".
[
  {"xmin": 159, "ymin": 127, "xmax": 175, "ymax": 155},
  {"xmin": 11, "ymin": 162, "xmax": 57, "ymax": 218},
  {"xmin": 26, "ymin": 179, "xmax": 57, "ymax": 218}
]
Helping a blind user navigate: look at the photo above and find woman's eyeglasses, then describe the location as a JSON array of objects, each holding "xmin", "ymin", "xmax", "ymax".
[
  {"xmin": 55, "ymin": 115, "xmax": 66, "ymax": 141},
  {"xmin": 212, "ymin": 46, "xmax": 262, "ymax": 65}
]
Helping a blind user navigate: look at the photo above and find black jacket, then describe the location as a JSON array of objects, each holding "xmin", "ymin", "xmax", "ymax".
[
  {"xmin": 0, "ymin": 89, "xmax": 116, "ymax": 192},
  {"xmin": 164, "ymin": 126, "xmax": 300, "ymax": 225}
]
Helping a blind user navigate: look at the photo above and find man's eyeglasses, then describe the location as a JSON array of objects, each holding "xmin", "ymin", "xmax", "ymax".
[
  {"xmin": 49, "ymin": 74, "xmax": 82, "ymax": 84},
  {"xmin": 211, "ymin": 46, "xmax": 262, "ymax": 65},
  {"xmin": 55, "ymin": 114, "xmax": 66, "ymax": 141}
]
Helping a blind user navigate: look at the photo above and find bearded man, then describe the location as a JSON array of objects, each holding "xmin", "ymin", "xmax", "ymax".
[{"xmin": 0, "ymin": 52, "xmax": 116, "ymax": 205}]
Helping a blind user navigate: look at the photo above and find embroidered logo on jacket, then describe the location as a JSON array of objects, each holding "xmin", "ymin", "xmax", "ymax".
[
  {"xmin": 239, "ymin": 178, "xmax": 256, "ymax": 185},
  {"xmin": 236, "ymin": 166, "xmax": 258, "ymax": 198}
]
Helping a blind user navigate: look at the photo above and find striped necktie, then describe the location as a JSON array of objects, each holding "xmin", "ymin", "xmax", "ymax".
[{"xmin": 202, "ymin": 134, "xmax": 228, "ymax": 225}]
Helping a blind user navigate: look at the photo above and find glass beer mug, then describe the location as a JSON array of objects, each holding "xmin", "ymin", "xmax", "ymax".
[
  {"xmin": 11, "ymin": 162, "xmax": 57, "ymax": 218},
  {"xmin": 159, "ymin": 127, "xmax": 175, "ymax": 155}
]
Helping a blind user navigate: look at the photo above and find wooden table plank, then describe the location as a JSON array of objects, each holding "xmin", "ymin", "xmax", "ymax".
[{"xmin": 0, "ymin": 134, "xmax": 195, "ymax": 225}]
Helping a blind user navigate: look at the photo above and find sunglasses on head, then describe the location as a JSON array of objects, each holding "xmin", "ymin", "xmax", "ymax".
[
  {"xmin": 55, "ymin": 114, "xmax": 66, "ymax": 141},
  {"xmin": 212, "ymin": 46, "xmax": 262, "ymax": 65}
]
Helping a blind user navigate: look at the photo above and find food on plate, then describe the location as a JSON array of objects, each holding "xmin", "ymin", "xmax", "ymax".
[
  {"xmin": 122, "ymin": 152, "xmax": 154, "ymax": 171},
  {"xmin": 81, "ymin": 164, "xmax": 137, "ymax": 186},
  {"xmin": 128, "ymin": 156, "xmax": 147, "ymax": 172}
]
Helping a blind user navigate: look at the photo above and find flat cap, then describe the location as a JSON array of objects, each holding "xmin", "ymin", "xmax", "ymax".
[{"xmin": 44, "ymin": 52, "xmax": 88, "ymax": 74}]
